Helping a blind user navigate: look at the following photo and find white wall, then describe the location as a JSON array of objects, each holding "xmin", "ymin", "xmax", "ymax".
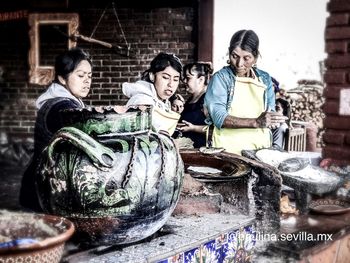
[{"xmin": 214, "ymin": 0, "xmax": 329, "ymax": 89}]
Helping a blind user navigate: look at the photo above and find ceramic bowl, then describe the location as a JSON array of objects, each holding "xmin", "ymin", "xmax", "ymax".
[{"xmin": 0, "ymin": 210, "xmax": 74, "ymax": 263}]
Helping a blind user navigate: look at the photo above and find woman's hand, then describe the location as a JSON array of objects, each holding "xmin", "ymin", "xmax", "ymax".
[
  {"xmin": 177, "ymin": 121, "xmax": 206, "ymax": 133},
  {"xmin": 177, "ymin": 120, "xmax": 194, "ymax": 132},
  {"xmin": 256, "ymin": 111, "xmax": 288, "ymax": 129}
]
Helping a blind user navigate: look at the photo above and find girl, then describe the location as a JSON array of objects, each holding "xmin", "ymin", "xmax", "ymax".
[{"xmin": 123, "ymin": 52, "xmax": 183, "ymax": 135}]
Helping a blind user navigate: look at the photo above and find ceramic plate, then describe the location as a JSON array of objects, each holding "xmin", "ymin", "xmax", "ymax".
[
  {"xmin": 199, "ymin": 147, "xmax": 225, "ymax": 155},
  {"xmin": 309, "ymin": 199, "xmax": 350, "ymax": 215},
  {"xmin": 186, "ymin": 163, "xmax": 250, "ymax": 183}
]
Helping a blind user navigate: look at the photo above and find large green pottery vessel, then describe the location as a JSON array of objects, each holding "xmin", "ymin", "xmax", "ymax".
[{"xmin": 36, "ymin": 105, "xmax": 184, "ymax": 245}]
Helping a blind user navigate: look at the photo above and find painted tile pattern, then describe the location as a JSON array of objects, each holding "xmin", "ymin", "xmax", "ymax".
[
  {"xmin": 158, "ymin": 225, "xmax": 256, "ymax": 263},
  {"xmin": 61, "ymin": 214, "xmax": 255, "ymax": 263}
]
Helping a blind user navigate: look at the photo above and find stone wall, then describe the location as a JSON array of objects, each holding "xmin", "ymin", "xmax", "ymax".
[{"xmin": 323, "ymin": 0, "xmax": 350, "ymax": 162}]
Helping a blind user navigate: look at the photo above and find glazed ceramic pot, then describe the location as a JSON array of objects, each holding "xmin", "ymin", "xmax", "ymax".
[{"xmin": 36, "ymin": 105, "xmax": 184, "ymax": 246}]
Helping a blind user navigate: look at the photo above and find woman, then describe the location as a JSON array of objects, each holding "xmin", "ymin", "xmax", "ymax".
[
  {"xmin": 204, "ymin": 30, "xmax": 287, "ymax": 155},
  {"xmin": 122, "ymin": 52, "xmax": 183, "ymax": 135},
  {"xmin": 177, "ymin": 62, "xmax": 213, "ymax": 148},
  {"xmin": 20, "ymin": 48, "xmax": 92, "ymax": 211},
  {"xmin": 170, "ymin": 93, "xmax": 185, "ymax": 114}
]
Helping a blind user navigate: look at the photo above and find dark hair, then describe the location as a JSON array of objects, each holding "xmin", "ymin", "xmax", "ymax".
[
  {"xmin": 141, "ymin": 52, "xmax": 183, "ymax": 81},
  {"xmin": 276, "ymin": 98, "xmax": 290, "ymax": 117},
  {"xmin": 54, "ymin": 48, "xmax": 92, "ymax": 82},
  {"xmin": 183, "ymin": 62, "xmax": 213, "ymax": 85},
  {"xmin": 229, "ymin": 30, "xmax": 260, "ymax": 58},
  {"xmin": 169, "ymin": 93, "xmax": 185, "ymax": 104}
]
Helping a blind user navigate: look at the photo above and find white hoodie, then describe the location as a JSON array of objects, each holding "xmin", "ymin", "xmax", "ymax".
[
  {"xmin": 122, "ymin": 80, "xmax": 180, "ymax": 135},
  {"xmin": 35, "ymin": 82, "xmax": 84, "ymax": 110},
  {"xmin": 122, "ymin": 80, "xmax": 170, "ymax": 110}
]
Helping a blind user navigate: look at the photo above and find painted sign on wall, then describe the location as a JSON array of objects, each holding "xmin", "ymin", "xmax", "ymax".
[{"xmin": 0, "ymin": 10, "xmax": 28, "ymax": 22}]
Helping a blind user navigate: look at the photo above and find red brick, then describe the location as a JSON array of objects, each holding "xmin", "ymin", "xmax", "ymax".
[
  {"xmin": 10, "ymin": 132, "xmax": 34, "ymax": 138},
  {"xmin": 326, "ymin": 41, "xmax": 348, "ymax": 54},
  {"xmin": 324, "ymin": 116, "xmax": 350, "ymax": 129},
  {"xmin": 11, "ymin": 127, "xmax": 30, "ymax": 133},
  {"xmin": 97, "ymin": 84, "xmax": 115, "ymax": 89},
  {"xmin": 1, "ymin": 121, "xmax": 18, "ymax": 126},
  {"xmin": 325, "ymin": 27, "xmax": 350, "ymax": 40},
  {"xmin": 326, "ymin": 13, "xmax": 350, "ymax": 26},
  {"xmin": 323, "ymin": 99, "xmax": 340, "ymax": 114},
  {"xmin": 323, "ymin": 130, "xmax": 345, "ymax": 145},
  {"xmin": 324, "ymin": 71, "xmax": 347, "ymax": 84},
  {"xmin": 21, "ymin": 121, "xmax": 35, "ymax": 127},
  {"xmin": 324, "ymin": 85, "xmax": 350, "ymax": 98},
  {"xmin": 323, "ymin": 145, "xmax": 350, "ymax": 161},
  {"xmin": 100, "ymin": 95, "xmax": 118, "ymax": 100},
  {"xmin": 345, "ymin": 133, "xmax": 350, "ymax": 145},
  {"xmin": 93, "ymin": 77, "xmax": 111, "ymax": 83},
  {"xmin": 91, "ymin": 89, "xmax": 111, "ymax": 94},
  {"xmin": 325, "ymin": 55, "xmax": 350, "ymax": 68},
  {"xmin": 328, "ymin": 0, "xmax": 350, "ymax": 12}
]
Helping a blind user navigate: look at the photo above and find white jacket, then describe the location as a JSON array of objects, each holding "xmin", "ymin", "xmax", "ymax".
[
  {"xmin": 122, "ymin": 80, "xmax": 179, "ymax": 135},
  {"xmin": 36, "ymin": 82, "xmax": 84, "ymax": 110}
]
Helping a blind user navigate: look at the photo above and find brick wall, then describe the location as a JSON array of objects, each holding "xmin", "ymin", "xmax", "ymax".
[
  {"xmin": 0, "ymin": 1, "xmax": 196, "ymax": 141},
  {"xmin": 323, "ymin": 0, "xmax": 350, "ymax": 162}
]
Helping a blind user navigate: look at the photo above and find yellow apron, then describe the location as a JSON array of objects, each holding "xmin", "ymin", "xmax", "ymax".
[{"xmin": 211, "ymin": 76, "xmax": 271, "ymax": 155}]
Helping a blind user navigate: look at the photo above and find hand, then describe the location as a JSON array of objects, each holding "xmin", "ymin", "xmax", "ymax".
[
  {"xmin": 256, "ymin": 111, "xmax": 288, "ymax": 129},
  {"xmin": 176, "ymin": 122, "xmax": 186, "ymax": 128},
  {"xmin": 177, "ymin": 120, "xmax": 194, "ymax": 132}
]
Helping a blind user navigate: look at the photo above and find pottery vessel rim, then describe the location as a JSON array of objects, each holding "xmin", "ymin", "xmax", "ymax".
[
  {"xmin": 61, "ymin": 104, "xmax": 153, "ymax": 115},
  {"xmin": 0, "ymin": 211, "xmax": 75, "ymax": 255}
]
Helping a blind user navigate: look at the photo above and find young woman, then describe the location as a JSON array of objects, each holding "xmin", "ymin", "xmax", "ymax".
[
  {"xmin": 122, "ymin": 52, "xmax": 183, "ymax": 135},
  {"xmin": 20, "ymin": 48, "xmax": 92, "ymax": 211},
  {"xmin": 177, "ymin": 62, "xmax": 213, "ymax": 148},
  {"xmin": 170, "ymin": 93, "xmax": 185, "ymax": 114},
  {"xmin": 204, "ymin": 30, "xmax": 287, "ymax": 155}
]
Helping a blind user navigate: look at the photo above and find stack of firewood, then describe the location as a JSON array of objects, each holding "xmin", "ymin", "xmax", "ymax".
[{"xmin": 279, "ymin": 80, "xmax": 325, "ymax": 147}]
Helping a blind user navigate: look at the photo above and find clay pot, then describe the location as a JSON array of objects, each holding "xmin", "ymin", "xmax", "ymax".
[
  {"xmin": 0, "ymin": 210, "xmax": 74, "ymax": 263},
  {"xmin": 36, "ymin": 105, "xmax": 184, "ymax": 246}
]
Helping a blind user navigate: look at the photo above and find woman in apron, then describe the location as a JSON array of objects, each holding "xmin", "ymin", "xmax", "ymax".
[{"xmin": 204, "ymin": 30, "xmax": 287, "ymax": 155}]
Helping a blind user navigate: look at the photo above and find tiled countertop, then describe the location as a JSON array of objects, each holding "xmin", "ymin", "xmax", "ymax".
[
  {"xmin": 61, "ymin": 210, "xmax": 350, "ymax": 263},
  {"xmin": 62, "ymin": 213, "xmax": 255, "ymax": 263}
]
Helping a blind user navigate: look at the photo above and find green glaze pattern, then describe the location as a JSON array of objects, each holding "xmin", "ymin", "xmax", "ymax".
[
  {"xmin": 36, "ymin": 106, "xmax": 184, "ymax": 245},
  {"xmin": 60, "ymin": 105, "xmax": 152, "ymax": 136}
]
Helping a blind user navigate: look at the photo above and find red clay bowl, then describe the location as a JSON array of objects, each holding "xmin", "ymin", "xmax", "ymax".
[{"xmin": 0, "ymin": 210, "xmax": 75, "ymax": 263}]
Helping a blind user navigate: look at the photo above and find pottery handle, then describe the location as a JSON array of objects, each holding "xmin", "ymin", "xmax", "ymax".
[{"xmin": 47, "ymin": 127, "xmax": 115, "ymax": 168}]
